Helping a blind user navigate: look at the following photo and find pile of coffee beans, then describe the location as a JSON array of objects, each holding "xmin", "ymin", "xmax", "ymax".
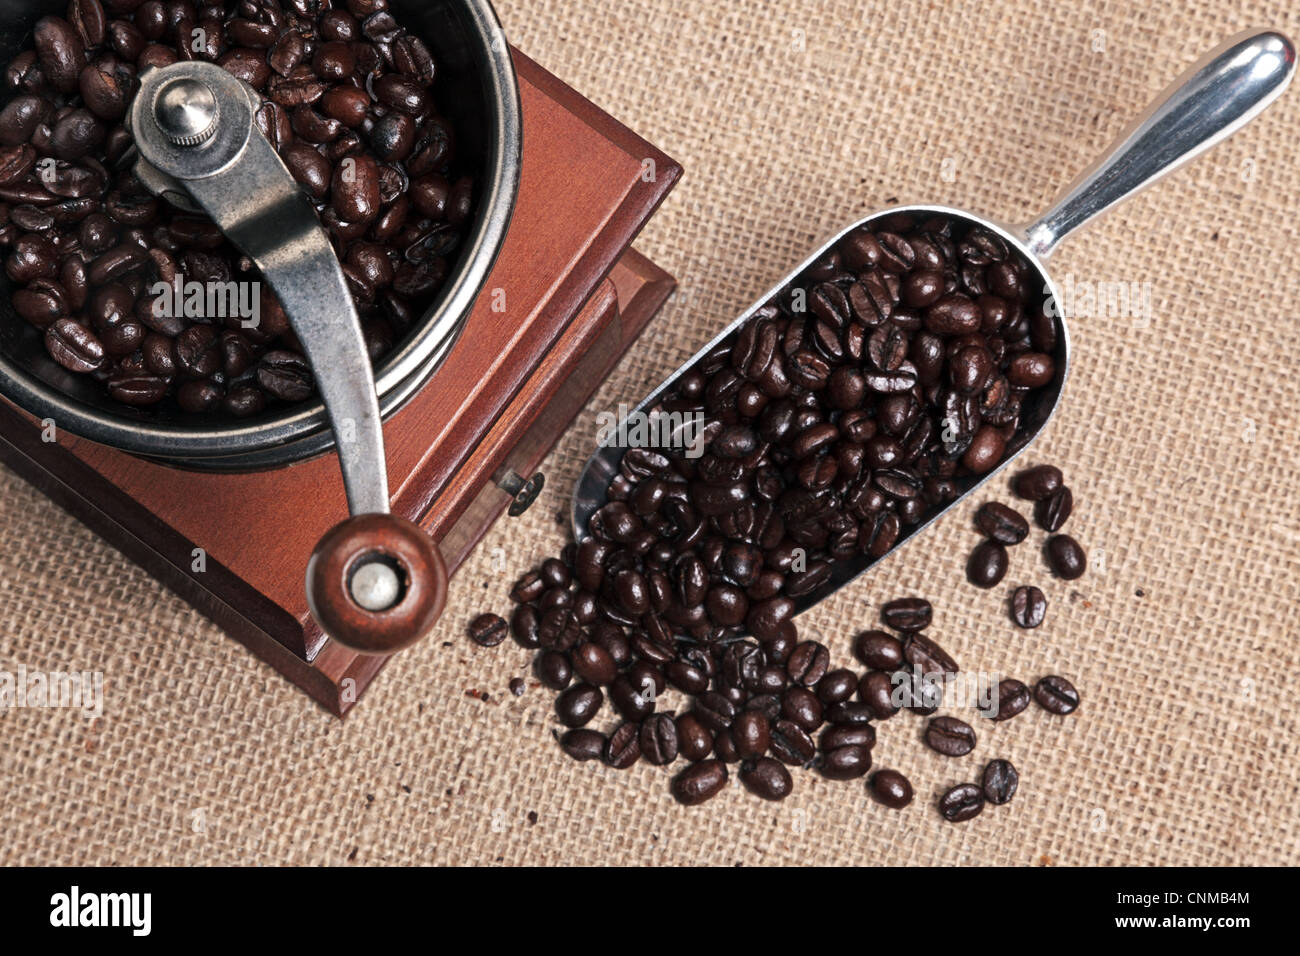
[
  {"xmin": 470, "ymin": 212, "xmax": 1083, "ymax": 815},
  {"xmin": 2, "ymin": 0, "xmax": 474, "ymax": 413}
]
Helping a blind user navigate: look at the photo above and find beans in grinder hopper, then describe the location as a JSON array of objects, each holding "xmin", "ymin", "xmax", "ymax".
[{"xmin": 3, "ymin": 2, "xmax": 476, "ymax": 413}]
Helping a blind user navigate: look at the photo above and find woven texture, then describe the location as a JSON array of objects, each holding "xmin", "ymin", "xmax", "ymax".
[{"xmin": 3, "ymin": 0, "xmax": 1299, "ymax": 866}]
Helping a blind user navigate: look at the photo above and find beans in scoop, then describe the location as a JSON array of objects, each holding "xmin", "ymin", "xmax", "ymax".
[{"xmin": 2, "ymin": 0, "xmax": 475, "ymax": 413}]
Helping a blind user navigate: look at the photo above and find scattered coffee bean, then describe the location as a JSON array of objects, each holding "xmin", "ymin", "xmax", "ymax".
[
  {"xmin": 1034, "ymin": 675, "xmax": 1080, "ymax": 715},
  {"xmin": 1010, "ymin": 585, "xmax": 1047, "ymax": 628},
  {"xmin": 1036, "ymin": 486, "xmax": 1073, "ymax": 532},
  {"xmin": 559, "ymin": 729, "xmax": 605, "ymax": 762},
  {"xmin": 924, "ymin": 715, "xmax": 977, "ymax": 756},
  {"xmin": 991, "ymin": 678, "xmax": 1031, "ymax": 721},
  {"xmin": 1045, "ymin": 534, "xmax": 1086, "ymax": 579},
  {"xmin": 671, "ymin": 759, "xmax": 728, "ymax": 805},
  {"xmin": 468, "ymin": 612, "xmax": 507, "ymax": 647},
  {"xmin": 605, "ymin": 721, "xmax": 641, "ymax": 769},
  {"xmin": 982, "ymin": 759, "xmax": 1019, "ymax": 805},
  {"xmin": 855, "ymin": 630, "xmax": 905, "ymax": 670},
  {"xmin": 967, "ymin": 539, "xmax": 1009, "ymax": 588},
  {"xmin": 639, "ymin": 713, "xmax": 679, "ymax": 766},
  {"xmin": 938, "ymin": 782, "xmax": 985, "ymax": 822},
  {"xmin": 1013, "ymin": 465, "xmax": 1063, "ymax": 500},
  {"xmin": 740, "ymin": 757, "xmax": 793, "ymax": 801},
  {"xmin": 975, "ymin": 501, "xmax": 1029, "ymax": 544},
  {"xmin": 869, "ymin": 769, "xmax": 913, "ymax": 808},
  {"xmin": 880, "ymin": 597, "xmax": 932, "ymax": 631},
  {"xmin": 555, "ymin": 683, "xmax": 602, "ymax": 728}
]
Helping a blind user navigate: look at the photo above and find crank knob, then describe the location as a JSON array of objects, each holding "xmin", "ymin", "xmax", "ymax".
[{"xmin": 306, "ymin": 514, "xmax": 448, "ymax": 655}]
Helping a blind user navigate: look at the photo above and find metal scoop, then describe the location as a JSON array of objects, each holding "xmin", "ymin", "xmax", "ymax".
[
  {"xmin": 126, "ymin": 61, "xmax": 447, "ymax": 654},
  {"xmin": 573, "ymin": 30, "xmax": 1295, "ymax": 620}
]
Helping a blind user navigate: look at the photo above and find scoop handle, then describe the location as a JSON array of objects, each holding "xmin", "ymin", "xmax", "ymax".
[{"xmin": 1021, "ymin": 29, "xmax": 1295, "ymax": 260}]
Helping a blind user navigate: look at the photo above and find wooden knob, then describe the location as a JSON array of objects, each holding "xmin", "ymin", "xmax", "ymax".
[{"xmin": 306, "ymin": 513, "xmax": 448, "ymax": 655}]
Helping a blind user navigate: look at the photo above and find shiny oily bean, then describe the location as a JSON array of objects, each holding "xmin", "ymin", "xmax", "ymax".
[
  {"xmin": 925, "ymin": 716, "xmax": 977, "ymax": 757},
  {"xmin": 467, "ymin": 612, "xmax": 507, "ymax": 647},
  {"xmin": 880, "ymin": 597, "xmax": 931, "ymax": 632},
  {"xmin": 786, "ymin": 641, "xmax": 829, "ymax": 686},
  {"xmin": 559, "ymin": 728, "xmax": 604, "ymax": 762},
  {"xmin": 639, "ymin": 713, "xmax": 678, "ymax": 766},
  {"xmin": 671, "ymin": 759, "xmax": 728, "ymax": 806},
  {"xmin": 740, "ymin": 757, "xmax": 793, "ymax": 801},
  {"xmin": 1014, "ymin": 464, "xmax": 1063, "ymax": 500},
  {"xmin": 1034, "ymin": 675, "xmax": 1080, "ymax": 715},
  {"xmin": 555, "ymin": 683, "xmax": 602, "ymax": 728},
  {"xmin": 854, "ymin": 630, "xmax": 904, "ymax": 670},
  {"xmin": 605, "ymin": 721, "xmax": 641, "ymax": 769},
  {"xmin": 1010, "ymin": 585, "xmax": 1047, "ymax": 629},
  {"xmin": 967, "ymin": 539, "xmax": 1008, "ymax": 589},
  {"xmin": 991, "ymin": 678, "xmax": 1031, "ymax": 721},
  {"xmin": 1036, "ymin": 486, "xmax": 1073, "ymax": 532},
  {"xmin": 939, "ymin": 783, "xmax": 984, "ymax": 822},
  {"xmin": 870, "ymin": 769, "xmax": 913, "ymax": 809},
  {"xmin": 731, "ymin": 709, "xmax": 770, "ymax": 759},
  {"xmin": 982, "ymin": 759, "xmax": 1019, "ymax": 805},
  {"xmin": 675, "ymin": 713, "xmax": 714, "ymax": 762},
  {"xmin": 975, "ymin": 501, "xmax": 1029, "ymax": 544},
  {"xmin": 1045, "ymin": 534, "xmax": 1086, "ymax": 579},
  {"xmin": 820, "ymin": 744, "xmax": 871, "ymax": 780}
]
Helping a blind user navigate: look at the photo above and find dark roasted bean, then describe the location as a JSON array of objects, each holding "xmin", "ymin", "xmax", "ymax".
[
  {"xmin": 967, "ymin": 539, "xmax": 1009, "ymax": 588},
  {"xmin": 880, "ymin": 597, "xmax": 931, "ymax": 631},
  {"xmin": 869, "ymin": 769, "xmax": 913, "ymax": 809},
  {"xmin": 1010, "ymin": 585, "xmax": 1047, "ymax": 629},
  {"xmin": 1034, "ymin": 675, "xmax": 1080, "ymax": 715},
  {"xmin": 1045, "ymin": 534, "xmax": 1086, "ymax": 579},
  {"xmin": 740, "ymin": 757, "xmax": 792, "ymax": 801},
  {"xmin": 671, "ymin": 759, "xmax": 728, "ymax": 805},
  {"xmin": 991, "ymin": 678, "xmax": 1031, "ymax": 721},
  {"xmin": 467, "ymin": 612, "xmax": 507, "ymax": 647},
  {"xmin": 975, "ymin": 501, "xmax": 1029, "ymax": 544},
  {"xmin": 1014, "ymin": 464, "xmax": 1064, "ymax": 500},
  {"xmin": 982, "ymin": 759, "xmax": 1019, "ymax": 805},
  {"xmin": 1036, "ymin": 486, "xmax": 1073, "ymax": 532},
  {"xmin": 938, "ymin": 782, "xmax": 984, "ymax": 822},
  {"xmin": 925, "ymin": 716, "xmax": 977, "ymax": 757},
  {"xmin": 559, "ymin": 729, "xmax": 605, "ymax": 762}
]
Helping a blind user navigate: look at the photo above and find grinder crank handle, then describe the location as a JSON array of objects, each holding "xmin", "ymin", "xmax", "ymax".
[{"xmin": 127, "ymin": 61, "xmax": 446, "ymax": 654}]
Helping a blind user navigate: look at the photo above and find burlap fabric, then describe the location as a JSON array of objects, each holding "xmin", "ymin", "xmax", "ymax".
[{"xmin": 2, "ymin": 0, "xmax": 1297, "ymax": 867}]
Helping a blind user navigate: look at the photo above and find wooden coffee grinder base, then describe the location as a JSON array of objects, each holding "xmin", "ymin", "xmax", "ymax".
[{"xmin": 0, "ymin": 50, "xmax": 681, "ymax": 715}]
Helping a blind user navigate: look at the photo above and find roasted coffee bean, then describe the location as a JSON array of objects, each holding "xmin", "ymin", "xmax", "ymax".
[
  {"xmin": 1014, "ymin": 464, "xmax": 1063, "ymax": 500},
  {"xmin": 854, "ymin": 630, "xmax": 904, "ymax": 670},
  {"xmin": 819, "ymin": 723, "xmax": 875, "ymax": 753},
  {"xmin": 819, "ymin": 744, "xmax": 871, "ymax": 780},
  {"xmin": 468, "ymin": 612, "xmax": 507, "ymax": 647},
  {"xmin": 816, "ymin": 668, "xmax": 858, "ymax": 705},
  {"xmin": 740, "ymin": 757, "xmax": 793, "ymax": 801},
  {"xmin": 967, "ymin": 539, "xmax": 1008, "ymax": 588},
  {"xmin": 256, "ymin": 349, "xmax": 313, "ymax": 401},
  {"xmin": 982, "ymin": 759, "xmax": 1019, "ymax": 805},
  {"xmin": 671, "ymin": 759, "xmax": 727, "ymax": 805},
  {"xmin": 45, "ymin": 318, "xmax": 105, "ymax": 373},
  {"xmin": 731, "ymin": 709, "xmax": 770, "ymax": 759},
  {"xmin": 605, "ymin": 721, "xmax": 641, "ymax": 769},
  {"xmin": 780, "ymin": 686, "xmax": 823, "ymax": 732},
  {"xmin": 869, "ymin": 769, "xmax": 913, "ymax": 809},
  {"xmin": 639, "ymin": 713, "xmax": 679, "ymax": 766},
  {"xmin": 1010, "ymin": 585, "xmax": 1047, "ymax": 628},
  {"xmin": 1034, "ymin": 675, "xmax": 1080, "ymax": 715},
  {"xmin": 572, "ymin": 642, "xmax": 617, "ymax": 686},
  {"xmin": 675, "ymin": 713, "xmax": 714, "ymax": 762},
  {"xmin": 769, "ymin": 718, "xmax": 816, "ymax": 766},
  {"xmin": 975, "ymin": 501, "xmax": 1029, "ymax": 544},
  {"xmin": 786, "ymin": 640, "xmax": 829, "ymax": 686},
  {"xmin": 534, "ymin": 650, "xmax": 572, "ymax": 690},
  {"xmin": 880, "ymin": 597, "xmax": 932, "ymax": 631},
  {"xmin": 1045, "ymin": 534, "xmax": 1086, "ymax": 579},
  {"xmin": 902, "ymin": 633, "xmax": 958, "ymax": 676},
  {"xmin": 991, "ymin": 678, "xmax": 1030, "ymax": 721},
  {"xmin": 559, "ymin": 728, "xmax": 605, "ymax": 762},
  {"xmin": 693, "ymin": 690, "xmax": 736, "ymax": 733},
  {"xmin": 555, "ymin": 683, "xmax": 603, "ymax": 728},
  {"xmin": 938, "ymin": 782, "xmax": 984, "ymax": 822},
  {"xmin": 857, "ymin": 669, "xmax": 898, "ymax": 720},
  {"xmin": 1036, "ymin": 486, "xmax": 1073, "ymax": 532},
  {"xmin": 925, "ymin": 716, "xmax": 977, "ymax": 757}
]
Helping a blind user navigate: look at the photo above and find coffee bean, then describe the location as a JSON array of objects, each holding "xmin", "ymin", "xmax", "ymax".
[
  {"xmin": 740, "ymin": 757, "xmax": 793, "ymax": 801},
  {"xmin": 854, "ymin": 630, "xmax": 904, "ymax": 669},
  {"xmin": 1014, "ymin": 465, "xmax": 1063, "ymax": 500},
  {"xmin": 991, "ymin": 678, "xmax": 1030, "ymax": 721},
  {"xmin": 819, "ymin": 744, "xmax": 871, "ymax": 780},
  {"xmin": 675, "ymin": 713, "xmax": 714, "ymax": 762},
  {"xmin": 903, "ymin": 633, "xmax": 958, "ymax": 676},
  {"xmin": 731, "ymin": 709, "xmax": 771, "ymax": 759},
  {"xmin": 769, "ymin": 719, "xmax": 816, "ymax": 767},
  {"xmin": 982, "ymin": 759, "xmax": 1018, "ymax": 805},
  {"xmin": 880, "ymin": 597, "xmax": 932, "ymax": 631},
  {"xmin": 1034, "ymin": 675, "xmax": 1079, "ymax": 715},
  {"xmin": 671, "ymin": 759, "xmax": 727, "ymax": 805},
  {"xmin": 555, "ymin": 683, "xmax": 602, "ymax": 728},
  {"xmin": 257, "ymin": 349, "xmax": 313, "ymax": 401},
  {"xmin": 869, "ymin": 769, "xmax": 913, "ymax": 809},
  {"xmin": 1036, "ymin": 486, "xmax": 1073, "ymax": 532},
  {"xmin": 786, "ymin": 641, "xmax": 830, "ymax": 686},
  {"xmin": 816, "ymin": 668, "xmax": 858, "ymax": 705},
  {"xmin": 468, "ymin": 612, "xmax": 507, "ymax": 647},
  {"xmin": 534, "ymin": 650, "xmax": 572, "ymax": 691},
  {"xmin": 605, "ymin": 721, "xmax": 641, "ymax": 769},
  {"xmin": 1045, "ymin": 534, "xmax": 1086, "ymax": 579},
  {"xmin": 559, "ymin": 729, "xmax": 605, "ymax": 762},
  {"xmin": 975, "ymin": 501, "xmax": 1029, "ymax": 544},
  {"xmin": 938, "ymin": 782, "xmax": 984, "ymax": 822},
  {"xmin": 967, "ymin": 539, "xmax": 1008, "ymax": 588},
  {"xmin": 925, "ymin": 716, "xmax": 977, "ymax": 756},
  {"xmin": 639, "ymin": 713, "xmax": 679, "ymax": 766},
  {"xmin": 1010, "ymin": 585, "xmax": 1047, "ymax": 628},
  {"xmin": 857, "ymin": 670, "xmax": 898, "ymax": 720}
]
